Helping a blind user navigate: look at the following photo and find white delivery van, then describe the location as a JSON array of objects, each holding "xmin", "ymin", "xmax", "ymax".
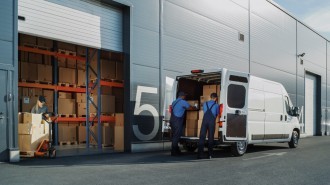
[{"xmin": 170, "ymin": 68, "xmax": 300, "ymax": 156}]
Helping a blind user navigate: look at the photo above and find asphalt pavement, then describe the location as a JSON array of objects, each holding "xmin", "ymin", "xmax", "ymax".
[{"xmin": 1, "ymin": 136, "xmax": 330, "ymax": 185}]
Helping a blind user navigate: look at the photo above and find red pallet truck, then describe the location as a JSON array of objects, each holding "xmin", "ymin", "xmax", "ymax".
[{"xmin": 34, "ymin": 113, "xmax": 57, "ymax": 158}]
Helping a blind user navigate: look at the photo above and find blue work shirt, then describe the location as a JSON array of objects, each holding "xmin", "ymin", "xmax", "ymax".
[
  {"xmin": 172, "ymin": 98, "xmax": 191, "ymax": 118},
  {"xmin": 203, "ymin": 100, "xmax": 219, "ymax": 118}
]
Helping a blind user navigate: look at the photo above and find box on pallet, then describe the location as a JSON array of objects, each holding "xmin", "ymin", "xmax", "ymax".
[
  {"xmin": 77, "ymin": 102, "xmax": 86, "ymax": 117},
  {"xmin": 114, "ymin": 113, "xmax": 124, "ymax": 151},
  {"xmin": 77, "ymin": 46, "xmax": 86, "ymax": 57},
  {"xmin": 59, "ymin": 67, "xmax": 76, "ymax": 84},
  {"xmin": 20, "ymin": 62, "xmax": 38, "ymax": 81},
  {"xmin": 77, "ymin": 126, "xmax": 86, "ymax": 143},
  {"xmin": 20, "ymin": 35, "xmax": 36, "ymax": 45},
  {"xmin": 29, "ymin": 53, "xmax": 43, "ymax": 64},
  {"xmin": 43, "ymin": 90, "xmax": 54, "ymax": 104},
  {"xmin": 89, "ymin": 94, "xmax": 115, "ymax": 114},
  {"xmin": 22, "ymin": 96, "xmax": 38, "ymax": 112},
  {"xmin": 77, "ymin": 69, "xmax": 86, "ymax": 86},
  {"xmin": 57, "ymin": 57, "xmax": 66, "ymax": 67},
  {"xmin": 90, "ymin": 125, "xmax": 115, "ymax": 146},
  {"xmin": 59, "ymin": 92, "xmax": 72, "ymax": 99},
  {"xmin": 90, "ymin": 59, "xmax": 116, "ymax": 80},
  {"xmin": 76, "ymin": 93, "xmax": 86, "ymax": 103},
  {"xmin": 37, "ymin": 37, "xmax": 53, "ymax": 48},
  {"xmin": 57, "ymin": 42, "xmax": 76, "ymax": 51},
  {"xmin": 37, "ymin": 64, "xmax": 52, "ymax": 82},
  {"xmin": 58, "ymin": 125, "xmax": 77, "ymax": 142},
  {"xmin": 58, "ymin": 99, "xmax": 75, "ymax": 114},
  {"xmin": 67, "ymin": 59, "xmax": 76, "ymax": 69}
]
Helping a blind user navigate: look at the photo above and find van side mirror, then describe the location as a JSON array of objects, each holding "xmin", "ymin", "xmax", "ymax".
[{"xmin": 291, "ymin": 107, "xmax": 299, "ymax": 117}]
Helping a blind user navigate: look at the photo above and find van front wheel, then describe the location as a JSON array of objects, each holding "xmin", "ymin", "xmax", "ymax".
[
  {"xmin": 231, "ymin": 141, "xmax": 247, "ymax": 157},
  {"xmin": 288, "ymin": 130, "xmax": 299, "ymax": 148}
]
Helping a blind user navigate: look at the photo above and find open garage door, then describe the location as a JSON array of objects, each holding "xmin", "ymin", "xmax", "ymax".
[{"xmin": 18, "ymin": 0, "xmax": 123, "ymax": 51}]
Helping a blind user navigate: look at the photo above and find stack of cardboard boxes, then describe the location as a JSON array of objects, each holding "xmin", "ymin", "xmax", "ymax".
[
  {"xmin": 19, "ymin": 88, "xmax": 54, "ymax": 113},
  {"xmin": 58, "ymin": 122, "xmax": 77, "ymax": 144},
  {"xmin": 18, "ymin": 113, "xmax": 49, "ymax": 156},
  {"xmin": 58, "ymin": 92, "xmax": 75, "ymax": 115}
]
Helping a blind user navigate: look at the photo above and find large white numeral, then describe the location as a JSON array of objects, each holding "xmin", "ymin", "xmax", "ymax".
[{"xmin": 133, "ymin": 86, "xmax": 159, "ymax": 141}]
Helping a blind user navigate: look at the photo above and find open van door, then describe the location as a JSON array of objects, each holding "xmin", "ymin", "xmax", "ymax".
[{"xmin": 222, "ymin": 69, "xmax": 249, "ymax": 142}]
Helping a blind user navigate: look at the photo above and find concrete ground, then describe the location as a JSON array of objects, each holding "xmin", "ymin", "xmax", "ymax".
[{"xmin": 1, "ymin": 136, "xmax": 330, "ymax": 185}]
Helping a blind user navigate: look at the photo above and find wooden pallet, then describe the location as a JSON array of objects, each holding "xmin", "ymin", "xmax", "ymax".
[
  {"xmin": 58, "ymin": 82, "xmax": 77, "ymax": 88},
  {"xmin": 23, "ymin": 43, "xmax": 50, "ymax": 51},
  {"xmin": 101, "ymin": 78, "xmax": 124, "ymax": 83},
  {"xmin": 20, "ymin": 151, "xmax": 35, "ymax": 158},
  {"xmin": 58, "ymin": 114, "xmax": 77, "ymax": 118},
  {"xmin": 59, "ymin": 141, "xmax": 78, "ymax": 146},
  {"xmin": 20, "ymin": 79, "xmax": 52, "ymax": 85},
  {"xmin": 58, "ymin": 49, "xmax": 77, "ymax": 56},
  {"xmin": 78, "ymin": 141, "xmax": 86, "ymax": 144}
]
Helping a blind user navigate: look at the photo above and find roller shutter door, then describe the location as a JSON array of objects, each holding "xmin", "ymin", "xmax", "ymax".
[{"xmin": 18, "ymin": 0, "xmax": 123, "ymax": 52}]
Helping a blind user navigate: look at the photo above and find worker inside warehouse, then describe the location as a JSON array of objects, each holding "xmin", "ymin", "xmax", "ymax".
[{"xmin": 31, "ymin": 95, "xmax": 48, "ymax": 114}]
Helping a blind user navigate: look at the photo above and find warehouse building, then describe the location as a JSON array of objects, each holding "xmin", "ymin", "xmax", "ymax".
[{"xmin": 0, "ymin": 0, "xmax": 329, "ymax": 162}]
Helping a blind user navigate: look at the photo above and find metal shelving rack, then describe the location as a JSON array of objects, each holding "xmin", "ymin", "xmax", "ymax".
[{"xmin": 18, "ymin": 45, "xmax": 123, "ymax": 147}]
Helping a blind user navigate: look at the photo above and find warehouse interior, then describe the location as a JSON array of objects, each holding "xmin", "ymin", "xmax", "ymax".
[{"xmin": 17, "ymin": 33, "xmax": 126, "ymax": 157}]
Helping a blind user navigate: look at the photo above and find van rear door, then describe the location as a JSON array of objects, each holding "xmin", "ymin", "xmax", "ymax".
[{"xmin": 222, "ymin": 69, "xmax": 249, "ymax": 141}]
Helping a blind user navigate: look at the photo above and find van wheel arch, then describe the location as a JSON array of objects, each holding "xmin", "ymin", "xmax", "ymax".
[{"xmin": 231, "ymin": 141, "xmax": 247, "ymax": 157}]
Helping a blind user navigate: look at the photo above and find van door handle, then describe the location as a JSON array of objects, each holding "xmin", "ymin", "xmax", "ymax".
[
  {"xmin": 235, "ymin": 110, "xmax": 241, "ymax": 115},
  {"xmin": 280, "ymin": 115, "xmax": 283, "ymax": 121},
  {"xmin": 0, "ymin": 112, "xmax": 4, "ymax": 119}
]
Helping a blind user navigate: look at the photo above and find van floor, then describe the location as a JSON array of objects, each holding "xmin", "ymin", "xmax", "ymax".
[{"xmin": 55, "ymin": 144, "xmax": 115, "ymax": 157}]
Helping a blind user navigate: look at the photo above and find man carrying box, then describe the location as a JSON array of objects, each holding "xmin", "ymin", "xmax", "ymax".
[
  {"xmin": 170, "ymin": 92, "xmax": 196, "ymax": 156},
  {"xmin": 197, "ymin": 93, "xmax": 219, "ymax": 159}
]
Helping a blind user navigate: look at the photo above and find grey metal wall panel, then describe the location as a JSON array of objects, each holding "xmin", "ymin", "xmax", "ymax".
[
  {"xmin": 230, "ymin": 0, "xmax": 249, "ymax": 9},
  {"xmin": 131, "ymin": 64, "xmax": 161, "ymax": 141},
  {"xmin": 0, "ymin": 40, "xmax": 13, "ymax": 66},
  {"xmin": 18, "ymin": 0, "xmax": 123, "ymax": 51},
  {"xmin": 250, "ymin": 62, "xmax": 296, "ymax": 95},
  {"xmin": 132, "ymin": 26, "xmax": 159, "ymax": 68},
  {"xmin": 297, "ymin": 22, "xmax": 327, "ymax": 69},
  {"xmin": 0, "ymin": 1, "xmax": 14, "ymax": 42},
  {"xmin": 166, "ymin": 0, "xmax": 249, "ymax": 33},
  {"xmin": 163, "ymin": 35, "xmax": 249, "ymax": 73},
  {"xmin": 250, "ymin": 0, "xmax": 296, "ymax": 75},
  {"xmin": 129, "ymin": 0, "xmax": 159, "ymax": 32}
]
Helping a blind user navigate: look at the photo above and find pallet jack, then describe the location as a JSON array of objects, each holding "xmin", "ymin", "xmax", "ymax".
[{"xmin": 34, "ymin": 113, "xmax": 57, "ymax": 158}]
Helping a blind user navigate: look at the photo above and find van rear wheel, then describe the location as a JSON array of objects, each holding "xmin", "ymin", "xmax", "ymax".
[
  {"xmin": 231, "ymin": 141, "xmax": 247, "ymax": 157},
  {"xmin": 288, "ymin": 130, "xmax": 299, "ymax": 148}
]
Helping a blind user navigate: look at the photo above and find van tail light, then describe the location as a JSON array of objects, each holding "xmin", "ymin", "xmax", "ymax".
[
  {"xmin": 169, "ymin": 105, "xmax": 173, "ymax": 114},
  {"xmin": 219, "ymin": 104, "xmax": 224, "ymax": 117},
  {"xmin": 219, "ymin": 121, "xmax": 223, "ymax": 128}
]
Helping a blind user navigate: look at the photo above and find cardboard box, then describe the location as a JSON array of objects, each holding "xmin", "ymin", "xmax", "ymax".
[
  {"xmin": 77, "ymin": 103, "xmax": 86, "ymax": 116},
  {"xmin": 90, "ymin": 59, "xmax": 116, "ymax": 80},
  {"xmin": 77, "ymin": 126, "xmax": 86, "ymax": 143},
  {"xmin": 20, "ymin": 51, "xmax": 29, "ymax": 62},
  {"xmin": 18, "ymin": 133, "xmax": 48, "ymax": 152},
  {"xmin": 44, "ymin": 55, "xmax": 52, "ymax": 65},
  {"xmin": 186, "ymin": 111, "xmax": 198, "ymax": 120},
  {"xmin": 115, "ymin": 113, "xmax": 124, "ymax": 126},
  {"xmin": 20, "ymin": 34, "xmax": 36, "ymax": 45},
  {"xmin": 37, "ymin": 64, "xmax": 52, "ymax": 82},
  {"xmin": 59, "ymin": 67, "xmax": 76, "ymax": 84},
  {"xmin": 57, "ymin": 57, "xmax": 66, "ymax": 67},
  {"xmin": 76, "ymin": 93, "xmax": 86, "ymax": 103},
  {"xmin": 203, "ymin": 85, "xmax": 217, "ymax": 97},
  {"xmin": 101, "ymin": 95, "xmax": 115, "ymax": 113},
  {"xmin": 22, "ymin": 96, "xmax": 38, "ymax": 112},
  {"xmin": 67, "ymin": 59, "xmax": 76, "ymax": 69},
  {"xmin": 37, "ymin": 37, "xmax": 53, "ymax": 48},
  {"xmin": 21, "ymin": 88, "xmax": 28, "ymax": 97},
  {"xmin": 18, "ymin": 123, "xmax": 45, "ymax": 135},
  {"xmin": 199, "ymin": 110, "xmax": 204, "ymax": 120},
  {"xmin": 216, "ymin": 85, "xmax": 221, "ymax": 97},
  {"xmin": 185, "ymin": 128, "xmax": 198, "ymax": 137},
  {"xmin": 90, "ymin": 125, "xmax": 115, "ymax": 146},
  {"xmin": 77, "ymin": 46, "xmax": 87, "ymax": 56},
  {"xmin": 43, "ymin": 90, "xmax": 54, "ymax": 104},
  {"xmin": 20, "ymin": 62, "xmax": 38, "ymax": 81},
  {"xmin": 58, "ymin": 99, "xmax": 75, "ymax": 114},
  {"xmin": 58, "ymin": 125, "xmax": 77, "ymax": 142},
  {"xmin": 77, "ymin": 62, "xmax": 85, "ymax": 70},
  {"xmin": 186, "ymin": 120, "xmax": 198, "ymax": 129},
  {"xmin": 200, "ymin": 96, "xmax": 211, "ymax": 105},
  {"xmin": 101, "ymin": 86, "xmax": 112, "ymax": 95},
  {"xmin": 59, "ymin": 92, "xmax": 72, "ymax": 99},
  {"xmin": 58, "ymin": 42, "xmax": 76, "ymax": 51},
  {"xmin": 22, "ymin": 113, "xmax": 42, "ymax": 124},
  {"xmin": 29, "ymin": 53, "xmax": 43, "ymax": 64},
  {"xmin": 28, "ymin": 88, "xmax": 43, "ymax": 97},
  {"xmin": 116, "ymin": 61, "xmax": 124, "ymax": 80},
  {"xmin": 77, "ymin": 69, "xmax": 86, "ymax": 86},
  {"xmin": 114, "ymin": 125, "xmax": 124, "ymax": 151},
  {"xmin": 187, "ymin": 100, "xmax": 199, "ymax": 108}
]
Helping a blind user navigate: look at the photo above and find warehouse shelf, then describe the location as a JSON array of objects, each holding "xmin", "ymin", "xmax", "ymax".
[
  {"xmin": 18, "ymin": 46, "xmax": 85, "ymax": 61},
  {"xmin": 56, "ymin": 86, "xmax": 86, "ymax": 93},
  {"xmin": 18, "ymin": 82, "xmax": 56, "ymax": 90},
  {"xmin": 56, "ymin": 116, "xmax": 115, "ymax": 122},
  {"xmin": 100, "ymin": 80, "xmax": 124, "ymax": 88}
]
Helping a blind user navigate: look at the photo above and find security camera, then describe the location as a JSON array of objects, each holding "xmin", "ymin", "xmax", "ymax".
[{"xmin": 298, "ymin": 53, "xmax": 305, "ymax": 57}]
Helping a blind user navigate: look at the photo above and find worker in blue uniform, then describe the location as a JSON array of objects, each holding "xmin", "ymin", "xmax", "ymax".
[
  {"xmin": 197, "ymin": 93, "xmax": 219, "ymax": 159},
  {"xmin": 170, "ymin": 91, "xmax": 196, "ymax": 156}
]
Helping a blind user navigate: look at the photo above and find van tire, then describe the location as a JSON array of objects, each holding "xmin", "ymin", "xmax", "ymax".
[
  {"xmin": 288, "ymin": 130, "xmax": 299, "ymax": 148},
  {"xmin": 231, "ymin": 141, "xmax": 247, "ymax": 156}
]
